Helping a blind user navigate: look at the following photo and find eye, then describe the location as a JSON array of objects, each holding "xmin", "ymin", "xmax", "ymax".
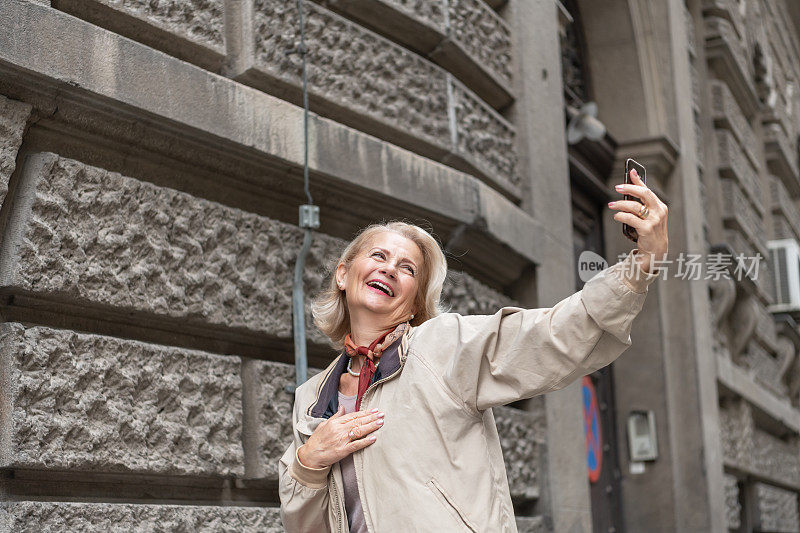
[
  {"xmin": 402, "ymin": 264, "xmax": 416, "ymax": 276},
  {"xmin": 371, "ymin": 251, "xmax": 386, "ymax": 259}
]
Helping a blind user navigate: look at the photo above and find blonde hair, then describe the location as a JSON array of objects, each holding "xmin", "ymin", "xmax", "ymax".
[{"xmin": 312, "ymin": 221, "xmax": 448, "ymax": 348}]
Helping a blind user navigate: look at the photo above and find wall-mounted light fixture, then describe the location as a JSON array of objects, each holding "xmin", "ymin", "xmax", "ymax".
[{"xmin": 566, "ymin": 102, "xmax": 607, "ymax": 144}]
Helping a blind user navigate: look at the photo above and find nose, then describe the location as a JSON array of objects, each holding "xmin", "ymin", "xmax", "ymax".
[{"xmin": 379, "ymin": 263, "xmax": 397, "ymax": 279}]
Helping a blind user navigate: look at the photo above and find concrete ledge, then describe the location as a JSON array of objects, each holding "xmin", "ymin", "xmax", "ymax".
[
  {"xmin": 2, "ymin": 501, "xmax": 283, "ymax": 532},
  {"xmin": 0, "ymin": 0, "xmax": 541, "ymax": 285}
]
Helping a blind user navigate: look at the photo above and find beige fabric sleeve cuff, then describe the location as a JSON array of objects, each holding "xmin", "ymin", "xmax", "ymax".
[
  {"xmin": 615, "ymin": 249, "xmax": 661, "ymax": 294},
  {"xmin": 289, "ymin": 445, "xmax": 331, "ymax": 489}
]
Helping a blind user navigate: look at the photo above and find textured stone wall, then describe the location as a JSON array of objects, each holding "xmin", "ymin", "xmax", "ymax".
[
  {"xmin": 719, "ymin": 177, "xmax": 765, "ymax": 256},
  {"xmin": 494, "ymin": 404, "xmax": 544, "ymax": 504},
  {"xmin": 756, "ymin": 483, "xmax": 800, "ymax": 533},
  {"xmin": 719, "ymin": 399, "xmax": 800, "ymax": 490},
  {"xmin": 448, "ymin": 0, "xmax": 512, "ymax": 84},
  {"xmin": 244, "ymin": 0, "xmax": 518, "ymax": 195},
  {"xmin": 716, "ymin": 130, "xmax": 762, "ymax": 217},
  {"xmin": 515, "ymin": 515, "xmax": 546, "ymax": 533},
  {"xmin": 723, "ymin": 474, "xmax": 741, "ymax": 530},
  {"xmin": 451, "ymin": 80, "xmax": 518, "ymax": 190},
  {"xmin": 710, "ymin": 80, "xmax": 760, "ymax": 180},
  {"xmin": 318, "ymin": 0, "xmax": 513, "ymax": 108},
  {"xmin": 0, "ymin": 149, "xmax": 544, "ymax": 527},
  {"xmin": 0, "ymin": 95, "xmax": 30, "ymax": 207},
  {"xmin": 0, "ymin": 323, "xmax": 244, "ymax": 477},
  {"xmin": 3, "ymin": 152, "xmax": 518, "ymax": 339},
  {"xmin": 701, "ymin": 7, "xmax": 800, "ymax": 527},
  {"xmin": 442, "ymin": 269, "xmax": 515, "ymax": 315},
  {"xmin": 253, "ymin": 0, "xmax": 450, "ymax": 145},
  {"xmin": 249, "ymin": 359, "xmax": 296, "ymax": 481},
  {"xmin": 48, "ymin": 0, "xmax": 517, "ymax": 196},
  {"xmin": 2, "ymin": 501, "xmax": 283, "ymax": 533},
  {"xmin": 2, "ymin": 153, "xmax": 342, "ymax": 341},
  {"xmin": 0, "ymin": 0, "xmax": 553, "ymax": 528},
  {"xmin": 770, "ymin": 175, "xmax": 800, "ymax": 241}
]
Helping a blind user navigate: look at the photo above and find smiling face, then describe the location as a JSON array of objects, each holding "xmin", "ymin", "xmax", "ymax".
[{"xmin": 336, "ymin": 231, "xmax": 423, "ymax": 331}]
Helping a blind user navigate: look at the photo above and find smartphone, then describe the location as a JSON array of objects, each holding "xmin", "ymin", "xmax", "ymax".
[{"xmin": 623, "ymin": 158, "xmax": 646, "ymax": 242}]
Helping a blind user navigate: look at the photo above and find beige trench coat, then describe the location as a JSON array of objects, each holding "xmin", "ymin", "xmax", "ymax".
[{"xmin": 279, "ymin": 249, "xmax": 658, "ymax": 532}]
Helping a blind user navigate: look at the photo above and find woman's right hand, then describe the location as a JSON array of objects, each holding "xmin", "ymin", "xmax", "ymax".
[{"xmin": 297, "ymin": 406, "xmax": 385, "ymax": 469}]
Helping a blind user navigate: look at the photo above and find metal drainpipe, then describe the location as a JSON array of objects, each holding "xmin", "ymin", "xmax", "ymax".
[{"xmin": 291, "ymin": 0, "xmax": 319, "ymax": 390}]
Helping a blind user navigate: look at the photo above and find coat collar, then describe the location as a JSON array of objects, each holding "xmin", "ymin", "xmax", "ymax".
[{"xmin": 304, "ymin": 328, "xmax": 410, "ymax": 419}]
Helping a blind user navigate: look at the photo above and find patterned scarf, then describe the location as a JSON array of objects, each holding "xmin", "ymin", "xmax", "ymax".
[{"xmin": 343, "ymin": 322, "xmax": 409, "ymax": 410}]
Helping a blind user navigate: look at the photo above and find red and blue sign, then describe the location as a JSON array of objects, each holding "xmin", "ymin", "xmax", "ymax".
[{"xmin": 582, "ymin": 376, "xmax": 603, "ymax": 483}]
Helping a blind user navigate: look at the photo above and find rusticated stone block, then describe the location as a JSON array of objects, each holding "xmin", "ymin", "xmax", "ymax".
[
  {"xmin": 449, "ymin": 0, "xmax": 512, "ymax": 84},
  {"xmin": 1, "ymin": 153, "xmax": 342, "ymax": 339},
  {"xmin": 2, "ymin": 501, "xmax": 282, "ymax": 532},
  {"xmin": 451, "ymin": 80, "xmax": 518, "ymax": 193},
  {"xmin": 442, "ymin": 269, "xmax": 515, "ymax": 315},
  {"xmin": 0, "ymin": 95, "xmax": 31, "ymax": 207},
  {"xmin": 494, "ymin": 404, "xmax": 544, "ymax": 503},
  {"xmin": 764, "ymin": 122, "xmax": 800, "ymax": 184},
  {"xmin": 755, "ymin": 483, "xmax": 800, "ymax": 533},
  {"xmin": 770, "ymin": 175, "xmax": 800, "ymax": 240},
  {"xmin": 515, "ymin": 515, "xmax": 546, "ymax": 533},
  {"xmin": 251, "ymin": 0, "xmax": 450, "ymax": 150},
  {"xmin": 0, "ymin": 322, "xmax": 243, "ymax": 476},
  {"xmin": 710, "ymin": 80, "xmax": 760, "ymax": 171},
  {"xmin": 719, "ymin": 178, "xmax": 766, "ymax": 258},
  {"xmin": 723, "ymin": 474, "xmax": 741, "ymax": 530},
  {"xmin": 720, "ymin": 398, "xmax": 800, "ymax": 489},
  {"xmin": 716, "ymin": 130, "xmax": 762, "ymax": 215},
  {"xmin": 325, "ymin": 0, "xmax": 513, "ymax": 108},
  {"xmin": 247, "ymin": 358, "xmax": 296, "ymax": 480},
  {"xmin": 52, "ymin": 0, "xmax": 225, "ymax": 70}
]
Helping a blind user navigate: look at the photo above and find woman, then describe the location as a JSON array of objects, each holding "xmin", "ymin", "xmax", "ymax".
[{"xmin": 279, "ymin": 170, "xmax": 668, "ymax": 532}]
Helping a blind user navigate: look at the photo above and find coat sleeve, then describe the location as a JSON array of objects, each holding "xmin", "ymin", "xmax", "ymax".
[
  {"xmin": 412, "ymin": 249, "xmax": 660, "ymax": 412},
  {"xmin": 278, "ymin": 389, "xmax": 334, "ymax": 533}
]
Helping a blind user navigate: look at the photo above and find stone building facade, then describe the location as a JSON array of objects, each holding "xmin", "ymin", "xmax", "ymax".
[{"xmin": 0, "ymin": 0, "xmax": 799, "ymax": 532}]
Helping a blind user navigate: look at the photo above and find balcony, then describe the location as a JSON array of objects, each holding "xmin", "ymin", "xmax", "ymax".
[
  {"xmin": 710, "ymin": 80, "xmax": 760, "ymax": 171},
  {"xmin": 704, "ymin": 16, "xmax": 759, "ymax": 117},
  {"xmin": 717, "ymin": 130, "xmax": 764, "ymax": 215},
  {"xmin": 764, "ymin": 123, "xmax": 800, "ymax": 193},
  {"xmin": 321, "ymin": 0, "xmax": 514, "ymax": 109}
]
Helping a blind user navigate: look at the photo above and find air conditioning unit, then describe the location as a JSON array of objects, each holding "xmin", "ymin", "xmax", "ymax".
[{"xmin": 768, "ymin": 239, "xmax": 800, "ymax": 312}]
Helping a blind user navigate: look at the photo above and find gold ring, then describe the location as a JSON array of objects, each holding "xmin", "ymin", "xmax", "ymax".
[
  {"xmin": 637, "ymin": 204, "xmax": 649, "ymax": 219},
  {"xmin": 348, "ymin": 425, "xmax": 360, "ymax": 440}
]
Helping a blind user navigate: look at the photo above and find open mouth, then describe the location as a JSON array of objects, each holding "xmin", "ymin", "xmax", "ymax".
[{"xmin": 366, "ymin": 279, "xmax": 394, "ymax": 297}]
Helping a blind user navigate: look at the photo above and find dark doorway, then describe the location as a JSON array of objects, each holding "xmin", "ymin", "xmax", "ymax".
[{"xmin": 571, "ymin": 174, "xmax": 625, "ymax": 533}]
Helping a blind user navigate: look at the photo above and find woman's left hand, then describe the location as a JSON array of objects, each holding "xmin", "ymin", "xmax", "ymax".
[{"xmin": 608, "ymin": 169, "xmax": 669, "ymax": 274}]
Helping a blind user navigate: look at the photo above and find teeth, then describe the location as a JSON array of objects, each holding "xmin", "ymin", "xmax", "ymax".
[{"xmin": 367, "ymin": 280, "xmax": 394, "ymax": 296}]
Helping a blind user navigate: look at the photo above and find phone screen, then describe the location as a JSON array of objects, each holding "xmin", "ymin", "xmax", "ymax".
[{"xmin": 623, "ymin": 158, "xmax": 646, "ymax": 242}]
